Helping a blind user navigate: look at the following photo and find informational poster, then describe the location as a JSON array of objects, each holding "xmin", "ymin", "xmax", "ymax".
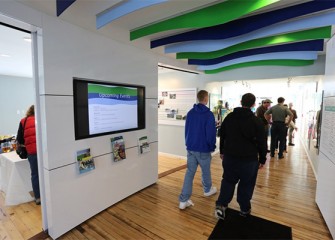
[
  {"xmin": 320, "ymin": 96, "xmax": 335, "ymax": 164},
  {"xmin": 158, "ymin": 88, "xmax": 196, "ymax": 125},
  {"xmin": 88, "ymin": 83, "xmax": 138, "ymax": 135}
]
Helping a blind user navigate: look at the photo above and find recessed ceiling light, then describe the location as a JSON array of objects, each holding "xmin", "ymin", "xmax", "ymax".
[
  {"xmin": 23, "ymin": 37, "xmax": 31, "ymax": 42},
  {"xmin": 0, "ymin": 54, "xmax": 11, "ymax": 57}
]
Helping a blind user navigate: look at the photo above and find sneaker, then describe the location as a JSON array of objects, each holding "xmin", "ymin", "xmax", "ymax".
[
  {"xmin": 179, "ymin": 199, "xmax": 194, "ymax": 210},
  {"xmin": 278, "ymin": 155, "xmax": 284, "ymax": 159},
  {"xmin": 215, "ymin": 205, "xmax": 227, "ymax": 220},
  {"xmin": 35, "ymin": 198, "xmax": 41, "ymax": 205},
  {"xmin": 288, "ymin": 143, "xmax": 295, "ymax": 146},
  {"xmin": 29, "ymin": 191, "xmax": 35, "ymax": 198},
  {"xmin": 239, "ymin": 209, "xmax": 251, "ymax": 217},
  {"xmin": 204, "ymin": 186, "xmax": 217, "ymax": 197}
]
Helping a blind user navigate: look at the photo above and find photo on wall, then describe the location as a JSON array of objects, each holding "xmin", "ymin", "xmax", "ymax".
[
  {"xmin": 77, "ymin": 148, "xmax": 95, "ymax": 174},
  {"xmin": 111, "ymin": 136, "xmax": 126, "ymax": 161}
]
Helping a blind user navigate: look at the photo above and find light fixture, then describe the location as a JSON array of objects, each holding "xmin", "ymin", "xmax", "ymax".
[
  {"xmin": 23, "ymin": 37, "xmax": 31, "ymax": 42},
  {"xmin": 0, "ymin": 54, "xmax": 11, "ymax": 57}
]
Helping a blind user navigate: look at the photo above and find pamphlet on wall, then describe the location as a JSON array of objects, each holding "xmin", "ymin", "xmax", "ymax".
[
  {"xmin": 138, "ymin": 136, "xmax": 151, "ymax": 154},
  {"xmin": 77, "ymin": 148, "xmax": 95, "ymax": 174},
  {"xmin": 111, "ymin": 136, "xmax": 126, "ymax": 161}
]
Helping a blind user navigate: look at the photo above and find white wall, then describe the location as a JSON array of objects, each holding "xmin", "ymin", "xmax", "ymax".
[
  {"xmin": 40, "ymin": 15, "xmax": 159, "ymax": 239},
  {"xmin": 158, "ymin": 70, "xmax": 206, "ymax": 157},
  {"xmin": 316, "ymin": 35, "xmax": 335, "ymax": 239},
  {"xmin": 0, "ymin": 75, "xmax": 34, "ymax": 135},
  {"xmin": 1, "ymin": 3, "xmax": 159, "ymax": 239}
]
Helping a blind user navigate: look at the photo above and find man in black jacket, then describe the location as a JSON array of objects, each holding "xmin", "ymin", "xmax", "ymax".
[{"xmin": 215, "ymin": 93, "xmax": 266, "ymax": 220}]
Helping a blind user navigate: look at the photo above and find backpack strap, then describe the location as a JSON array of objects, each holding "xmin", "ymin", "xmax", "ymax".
[{"xmin": 20, "ymin": 117, "xmax": 29, "ymax": 145}]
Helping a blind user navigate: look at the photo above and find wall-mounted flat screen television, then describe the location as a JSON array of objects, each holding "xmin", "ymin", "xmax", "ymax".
[{"xmin": 73, "ymin": 78, "xmax": 145, "ymax": 140}]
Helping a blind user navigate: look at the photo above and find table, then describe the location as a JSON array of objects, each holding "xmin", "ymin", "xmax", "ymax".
[{"xmin": 0, "ymin": 151, "xmax": 34, "ymax": 205}]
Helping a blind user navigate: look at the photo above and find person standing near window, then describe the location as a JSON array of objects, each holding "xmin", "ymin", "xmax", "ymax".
[
  {"xmin": 264, "ymin": 97, "xmax": 293, "ymax": 159},
  {"xmin": 16, "ymin": 105, "xmax": 40, "ymax": 205},
  {"xmin": 256, "ymin": 99, "xmax": 272, "ymax": 153},
  {"xmin": 288, "ymin": 102, "xmax": 298, "ymax": 146}
]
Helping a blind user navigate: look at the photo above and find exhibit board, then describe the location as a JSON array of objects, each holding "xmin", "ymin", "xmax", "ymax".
[
  {"xmin": 317, "ymin": 97, "xmax": 335, "ymax": 239},
  {"xmin": 158, "ymin": 88, "xmax": 196, "ymax": 125},
  {"xmin": 316, "ymin": 35, "xmax": 335, "ymax": 239},
  {"xmin": 319, "ymin": 97, "xmax": 335, "ymax": 163}
]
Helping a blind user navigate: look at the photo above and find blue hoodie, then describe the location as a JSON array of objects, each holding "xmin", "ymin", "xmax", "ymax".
[{"xmin": 185, "ymin": 103, "xmax": 216, "ymax": 152}]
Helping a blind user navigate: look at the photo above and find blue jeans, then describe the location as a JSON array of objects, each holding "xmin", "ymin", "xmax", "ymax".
[
  {"xmin": 216, "ymin": 154, "xmax": 259, "ymax": 212},
  {"xmin": 28, "ymin": 154, "xmax": 40, "ymax": 199},
  {"xmin": 179, "ymin": 151, "xmax": 212, "ymax": 202}
]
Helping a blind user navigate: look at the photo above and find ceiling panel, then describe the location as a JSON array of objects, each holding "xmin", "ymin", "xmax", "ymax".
[{"xmin": 1, "ymin": 0, "xmax": 335, "ymax": 76}]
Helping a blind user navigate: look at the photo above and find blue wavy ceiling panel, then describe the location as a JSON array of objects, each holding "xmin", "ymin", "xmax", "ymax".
[
  {"xmin": 151, "ymin": 1, "xmax": 335, "ymax": 48},
  {"xmin": 55, "ymin": 0, "xmax": 335, "ymax": 74},
  {"xmin": 197, "ymin": 51, "xmax": 318, "ymax": 71},
  {"xmin": 188, "ymin": 40, "xmax": 324, "ymax": 66},
  {"xmin": 165, "ymin": 11, "xmax": 335, "ymax": 53},
  {"xmin": 56, "ymin": 0, "xmax": 76, "ymax": 16},
  {"xmin": 130, "ymin": 0, "xmax": 279, "ymax": 40},
  {"xmin": 96, "ymin": 0, "xmax": 167, "ymax": 29}
]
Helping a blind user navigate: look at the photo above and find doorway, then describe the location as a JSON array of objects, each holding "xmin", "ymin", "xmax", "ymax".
[{"xmin": 0, "ymin": 17, "xmax": 45, "ymax": 239}]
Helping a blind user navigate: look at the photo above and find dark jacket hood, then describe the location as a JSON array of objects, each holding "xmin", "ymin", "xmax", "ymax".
[{"xmin": 232, "ymin": 107, "xmax": 254, "ymax": 118}]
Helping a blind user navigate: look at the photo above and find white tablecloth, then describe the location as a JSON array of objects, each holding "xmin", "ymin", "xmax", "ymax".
[{"xmin": 0, "ymin": 151, "xmax": 34, "ymax": 205}]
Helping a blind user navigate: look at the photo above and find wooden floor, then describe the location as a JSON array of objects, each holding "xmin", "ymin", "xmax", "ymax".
[
  {"xmin": 158, "ymin": 154, "xmax": 186, "ymax": 178},
  {"xmin": 0, "ymin": 142, "xmax": 332, "ymax": 239}
]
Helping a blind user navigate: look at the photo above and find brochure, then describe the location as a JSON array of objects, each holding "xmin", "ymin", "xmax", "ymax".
[
  {"xmin": 138, "ymin": 136, "xmax": 151, "ymax": 154},
  {"xmin": 77, "ymin": 148, "xmax": 95, "ymax": 174},
  {"xmin": 111, "ymin": 136, "xmax": 126, "ymax": 161}
]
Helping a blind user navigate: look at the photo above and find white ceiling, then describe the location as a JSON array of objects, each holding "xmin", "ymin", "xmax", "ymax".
[
  {"xmin": 0, "ymin": 0, "xmax": 322, "ymax": 78},
  {"xmin": 0, "ymin": 24, "xmax": 32, "ymax": 78}
]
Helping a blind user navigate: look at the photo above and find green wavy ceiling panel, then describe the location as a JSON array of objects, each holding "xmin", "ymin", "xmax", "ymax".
[
  {"xmin": 177, "ymin": 26, "xmax": 331, "ymax": 60},
  {"xmin": 204, "ymin": 59, "xmax": 314, "ymax": 74},
  {"xmin": 130, "ymin": 0, "xmax": 279, "ymax": 40}
]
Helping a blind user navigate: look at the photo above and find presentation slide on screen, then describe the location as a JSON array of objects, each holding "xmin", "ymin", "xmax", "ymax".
[{"xmin": 88, "ymin": 83, "xmax": 138, "ymax": 135}]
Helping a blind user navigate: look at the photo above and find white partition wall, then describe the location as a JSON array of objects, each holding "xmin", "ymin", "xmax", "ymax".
[
  {"xmin": 316, "ymin": 35, "xmax": 335, "ymax": 239},
  {"xmin": 40, "ymin": 15, "xmax": 158, "ymax": 238},
  {"xmin": 1, "ymin": 3, "xmax": 159, "ymax": 239}
]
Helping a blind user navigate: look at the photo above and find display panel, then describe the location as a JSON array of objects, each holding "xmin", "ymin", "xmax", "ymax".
[{"xmin": 73, "ymin": 78, "xmax": 145, "ymax": 140}]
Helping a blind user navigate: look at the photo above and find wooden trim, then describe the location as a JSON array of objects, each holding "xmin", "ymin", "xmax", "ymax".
[
  {"xmin": 28, "ymin": 230, "xmax": 49, "ymax": 240},
  {"xmin": 158, "ymin": 164, "xmax": 187, "ymax": 178}
]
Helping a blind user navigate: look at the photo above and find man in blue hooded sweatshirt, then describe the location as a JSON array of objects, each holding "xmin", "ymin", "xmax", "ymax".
[{"xmin": 179, "ymin": 90, "xmax": 217, "ymax": 210}]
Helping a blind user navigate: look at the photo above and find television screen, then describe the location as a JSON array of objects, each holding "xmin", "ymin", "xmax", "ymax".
[{"xmin": 73, "ymin": 78, "xmax": 145, "ymax": 140}]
